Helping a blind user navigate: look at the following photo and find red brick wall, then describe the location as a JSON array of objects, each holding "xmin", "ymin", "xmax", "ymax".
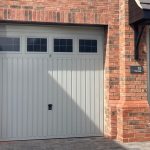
[
  {"xmin": 0, "ymin": 0, "xmax": 108, "ymax": 24},
  {"xmin": 104, "ymin": 0, "xmax": 120, "ymax": 139},
  {"xmin": 118, "ymin": 0, "xmax": 150, "ymax": 142},
  {"xmin": 0, "ymin": 0, "xmax": 149, "ymax": 143}
]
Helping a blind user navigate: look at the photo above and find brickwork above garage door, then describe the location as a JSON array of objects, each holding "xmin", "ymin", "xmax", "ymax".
[{"xmin": 0, "ymin": 0, "xmax": 108, "ymax": 25}]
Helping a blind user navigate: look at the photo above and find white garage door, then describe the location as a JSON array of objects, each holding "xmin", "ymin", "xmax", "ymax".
[{"xmin": 0, "ymin": 25, "xmax": 104, "ymax": 141}]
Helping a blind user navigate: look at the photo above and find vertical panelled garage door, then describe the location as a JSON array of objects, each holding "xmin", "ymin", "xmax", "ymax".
[{"xmin": 0, "ymin": 25, "xmax": 104, "ymax": 141}]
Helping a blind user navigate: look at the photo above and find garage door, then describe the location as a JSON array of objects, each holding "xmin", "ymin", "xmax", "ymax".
[{"xmin": 0, "ymin": 25, "xmax": 104, "ymax": 141}]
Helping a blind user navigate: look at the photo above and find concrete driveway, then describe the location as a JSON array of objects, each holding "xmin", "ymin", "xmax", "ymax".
[{"xmin": 0, "ymin": 137, "xmax": 149, "ymax": 150}]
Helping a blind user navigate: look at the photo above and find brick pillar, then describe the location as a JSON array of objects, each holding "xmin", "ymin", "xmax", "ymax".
[
  {"xmin": 104, "ymin": 0, "xmax": 119, "ymax": 139},
  {"xmin": 117, "ymin": 0, "xmax": 150, "ymax": 142}
]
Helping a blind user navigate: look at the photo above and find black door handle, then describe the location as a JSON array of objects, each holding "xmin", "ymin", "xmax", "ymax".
[{"xmin": 48, "ymin": 104, "xmax": 53, "ymax": 110}]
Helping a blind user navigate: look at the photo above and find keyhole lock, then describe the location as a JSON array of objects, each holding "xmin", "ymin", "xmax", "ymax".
[
  {"xmin": 49, "ymin": 54, "xmax": 52, "ymax": 58},
  {"xmin": 48, "ymin": 104, "xmax": 53, "ymax": 110}
]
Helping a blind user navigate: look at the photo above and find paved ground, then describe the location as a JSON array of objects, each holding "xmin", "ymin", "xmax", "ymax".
[{"xmin": 0, "ymin": 137, "xmax": 149, "ymax": 150}]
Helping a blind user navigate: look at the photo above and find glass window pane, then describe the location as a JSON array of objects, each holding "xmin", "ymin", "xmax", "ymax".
[
  {"xmin": 67, "ymin": 39, "xmax": 72, "ymax": 46},
  {"xmin": 67, "ymin": 46, "xmax": 73, "ymax": 52},
  {"xmin": 85, "ymin": 40, "xmax": 91, "ymax": 46},
  {"xmin": 3, "ymin": 45, "xmax": 9, "ymax": 51},
  {"xmin": 0, "ymin": 37, "xmax": 20, "ymax": 52},
  {"xmin": 79, "ymin": 39, "xmax": 97, "ymax": 53},
  {"xmin": 27, "ymin": 45, "xmax": 34, "ymax": 52},
  {"xmin": 54, "ymin": 39, "xmax": 59, "ymax": 46},
  {"xmin": 54, "ymin": 39, "xmax": 73, "ymax": 52},
  {"xmin": 79, "ymin": 40, "xmax": 84, "ymax": 45},
  {"xmin": 92, "ymin": 40, "xmax": 97, "ymax": 46},
  {"xmin": 79, "ymin": 45, "xmax": 84, "ymax": 51},
  {"xmin": 13, "ymin": 45, "xmax": 20, "ymax": 51},
  {"xmin": 86, "ymin": 46, "xmax": 91, "ymax": 52},
  {"xmin": 92, "ymin": 46, "xmax": 97, "ymax": 52},
  {"xmin": 41, "ymin": 39, "xmax": 47, "ymax": 45},
  {"xmin": 33, "ymin": 39, "xmax": 40, "ymax": 45},
  {"xmin": 41, "ymin": 45, "xmax": 47, "ymax": 52},
  {"xmin": 27, "ymin": 38, "xmax": 47, "ymax": 52},
  {"xmin": 60, "ymin": 39, "xmax": 66, "ymax": 45},
  {"xmin": 27, "ymin": 38, "xmax": 34, "ymax": 45},
  {"xmin": 34, "ymin": 45, "xmax": 40, "ymax": 52},
  {"xmin": 61, "ymin": 46, "xmax": 66, "ymax": 52},
  {"xmin": 54, "ymin": 45, "xmax": 60, "ymax": 52},
  {"xmin": 13, "ymin": 38, "xmax": 20, "ymax": 44}
]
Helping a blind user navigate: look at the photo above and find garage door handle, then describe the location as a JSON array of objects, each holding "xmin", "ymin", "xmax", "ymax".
[
  {"xmin": 49, "ymin": 54, "xmax": 52, "ymax": 58},
  {"xmin": 48, "ymin": 104, "xmax": 53, "ymax": 110}
]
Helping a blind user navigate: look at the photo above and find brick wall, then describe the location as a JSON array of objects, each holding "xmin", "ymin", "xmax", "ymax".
[
  {"xmin": 0, "ymin": 0, "xmax": 108, "ymax": 24},
  {"xmin": 104, "ymin": 0, "xmax": 120, "ymax": 139},
  {"xmin": 0, "ymin": 0, "xmax": 149, "ymax": 143},
  {"xmin": 117, "ymin": 0, "xmax": 150, "ymax": 142}
]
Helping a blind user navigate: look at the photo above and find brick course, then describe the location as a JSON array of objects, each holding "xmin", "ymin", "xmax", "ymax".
[{"xmin": 0, "ymin": 0, "xmax": 149, "ymax": 143}]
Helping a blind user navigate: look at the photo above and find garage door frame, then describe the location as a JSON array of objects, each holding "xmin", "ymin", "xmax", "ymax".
[{"xmin": 0, "ymin": 24, "xmax": 104, "ymax": 141}]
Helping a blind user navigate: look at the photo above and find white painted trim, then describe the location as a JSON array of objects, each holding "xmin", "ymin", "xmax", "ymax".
[
  {"xmin": 0, "ymin": 25, "xmax": 103, "ymax": 36},
  {"xmin": 135, "ymin": 0, "xmax": 142, "ymax": 8},
  {"xmin": 100, "ymin": 32, "xmax": 104, "ymax": 134}
]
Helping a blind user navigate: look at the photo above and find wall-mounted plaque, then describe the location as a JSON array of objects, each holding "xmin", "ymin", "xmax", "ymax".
[{"xmin": 130, "ymin": 66, "xmax": 144, "ymax": 74}]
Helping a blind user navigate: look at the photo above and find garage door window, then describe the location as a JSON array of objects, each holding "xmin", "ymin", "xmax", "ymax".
[
  {"xmin": 27, "ymin": 38, "xmax": 47, "ymax": 52},
  {"xmin": 54, "ymin": 39, "xmax": 73, "ymax": 52},
  {"xmin": 0, "ymin": 37, "xmax": 20, "ymax": 52},
  {"xmin": 79, "ymin": 39, "xmax": 97, "ymax": 53}
]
